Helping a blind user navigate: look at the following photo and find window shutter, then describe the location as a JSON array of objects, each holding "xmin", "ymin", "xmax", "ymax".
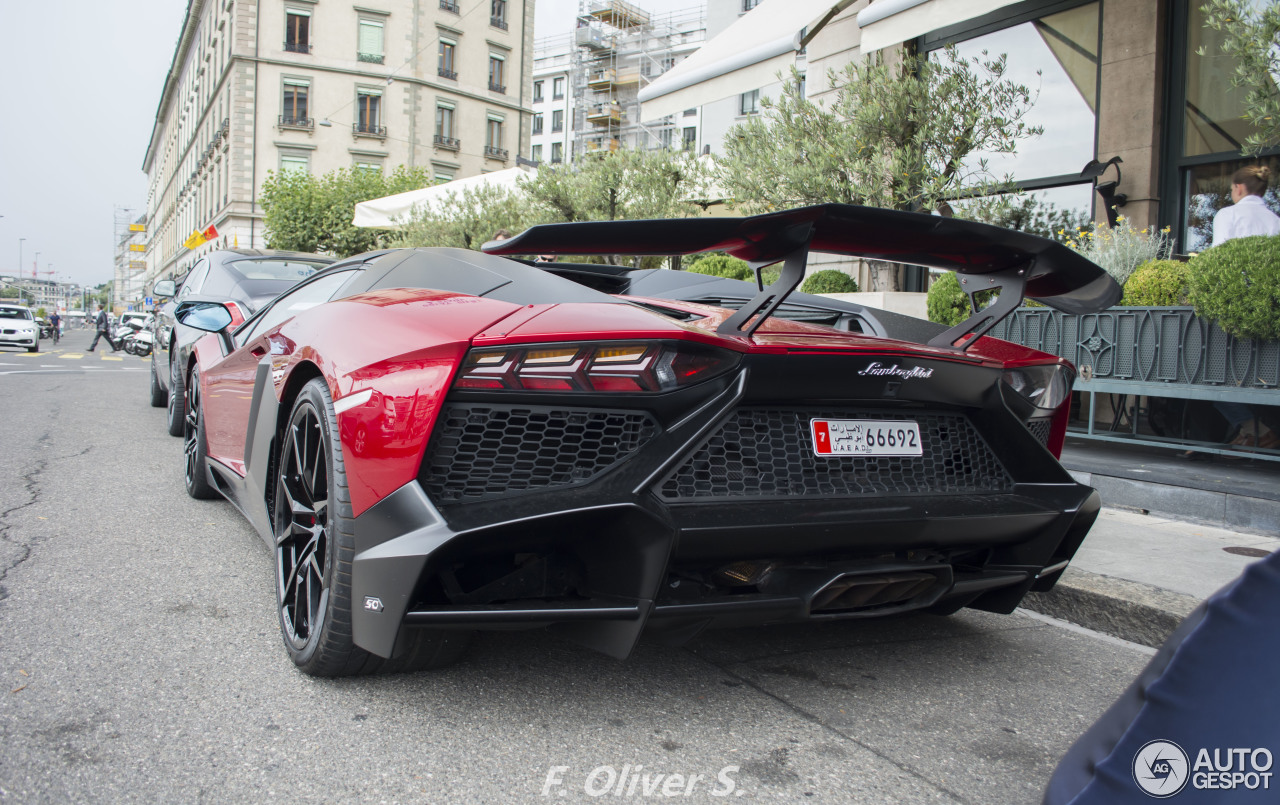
[{"xmin": 359, "ymin": 20, "xmax": 384, "ymax": 56}]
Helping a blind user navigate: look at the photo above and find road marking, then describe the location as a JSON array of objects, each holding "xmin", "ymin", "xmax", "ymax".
[
  {"xmin": 60, "ymin": 353, "xmax": 84, "ymax": 359},
  {"xmin": 100, "ymin": 355, "xmax": 124, "ymax": 362}
]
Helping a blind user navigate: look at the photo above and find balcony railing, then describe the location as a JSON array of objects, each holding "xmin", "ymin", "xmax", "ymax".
[
  {"xmin": 489, "ymin": 81, "xmax": 506, "ymax": 93},
  {"xmin": 278, "ymin": 114, "xmax": 314, "ymax": 130},
  {"xmin": 438, "ymin": 67, "xmax": 457, "ymax": 80},
  {"xmin": 284, "ymin": 41, "xmax": 311, "ymax": 54},
  {"xmin": 484, "ymin": 146, "xmax": 509, "ymax": 160},
  {"xmin": 440, "ymin": 0, "xmax": 459, "ymax": 11},
  {"xmin": 353, "ymin": 122, "xmax": 387, "ymax": 137},
  {"xmin": 434, "ymin": 135, "xmax": 460, "ymax": 150},
  {"xmin": 490, "ymin": 15, "xmax": 508, "ymax": 30},
  {"xmin": 357, "ymin": 52, "xmax": 384, "ymax": 64}
]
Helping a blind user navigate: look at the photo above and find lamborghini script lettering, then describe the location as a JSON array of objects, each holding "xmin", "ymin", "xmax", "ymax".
[{"xmin": 857, "ymin": 362, "xmax": 934, "ymax": 380}]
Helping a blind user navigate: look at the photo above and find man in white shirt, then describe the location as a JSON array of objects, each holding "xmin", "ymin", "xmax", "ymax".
[{"xmin": 1211, "ymin": 165, "xmax": 1280, "ymax": 246}]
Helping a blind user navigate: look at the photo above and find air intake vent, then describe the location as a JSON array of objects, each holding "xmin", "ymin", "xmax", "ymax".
[{"xmin": 422, "ymin": 404, "xmax": 658, "ymax": 504}]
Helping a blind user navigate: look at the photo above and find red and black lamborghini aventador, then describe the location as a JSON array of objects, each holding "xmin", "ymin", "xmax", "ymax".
[{"xmin": 172, "ymin": 204, "xmax": 1119, "ymax": 676}]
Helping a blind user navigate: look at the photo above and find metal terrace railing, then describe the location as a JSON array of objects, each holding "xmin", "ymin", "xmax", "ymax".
[{"xmin": 992, "ymin": 307, "xmax": 1280, "ymax": 461}]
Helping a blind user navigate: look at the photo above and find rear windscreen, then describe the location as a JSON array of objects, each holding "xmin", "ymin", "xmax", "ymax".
[{"xmin": 226, "ymin": 259, "xmax": 326, "ymax": 282}]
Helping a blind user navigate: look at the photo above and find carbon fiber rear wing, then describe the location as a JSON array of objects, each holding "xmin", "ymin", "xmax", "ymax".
[{"xmin": 481, "ymin": 204, "xmax": 1120, "ymax": 350}]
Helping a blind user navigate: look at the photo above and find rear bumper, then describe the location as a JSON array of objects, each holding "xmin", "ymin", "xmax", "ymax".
[{"xmin": 349, "ymin": 478, "xmax": 1100, "ymax": 659}]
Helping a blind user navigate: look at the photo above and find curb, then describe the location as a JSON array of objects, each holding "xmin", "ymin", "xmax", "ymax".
[{"xmin": 1020, "ymin": 567, "xmax": 1200, "ymax": 648}]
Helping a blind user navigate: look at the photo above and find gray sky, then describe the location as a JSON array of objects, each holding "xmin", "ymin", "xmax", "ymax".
[{"xmin": 0, "ymin": 0, "xmax": 701, "ymax": 290}]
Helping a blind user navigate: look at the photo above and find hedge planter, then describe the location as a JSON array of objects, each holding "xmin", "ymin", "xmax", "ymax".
[{"xmin": 991, "ymin": 306, "xmax": 1280, "ymax": 398}]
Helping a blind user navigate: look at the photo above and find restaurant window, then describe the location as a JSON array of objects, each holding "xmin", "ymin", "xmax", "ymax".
[
  {"xmin": 1165, "ymin": 0, "xmax": 1280, "ymax": 251},
  {"xmin": 923, "ymin": 1, "xmax": 1101, "ymax": 227}
]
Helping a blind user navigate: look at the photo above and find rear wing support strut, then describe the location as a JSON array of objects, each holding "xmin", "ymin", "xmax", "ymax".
[
  {"xmin": 927, "ymin": 261, "xmax": 1032, "ymax": 351},
  {"xmin": 715, "ymin": 223, "xmax": 814, "ymax": 338}
]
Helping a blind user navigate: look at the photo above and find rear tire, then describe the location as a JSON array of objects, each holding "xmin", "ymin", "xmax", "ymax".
[
  {"xmin": 183, "ymin": 366, "xmax": 219, "ymax": 500},
  {"xmin": 273, "ymin": 378, "xmax": 468, "ymax": 676},
  {"xmin": 149, "ymin": 354, "xmax": 167, "ymax": 407},
  {"xmin": 167, "ymin": 353, "xmax": 185, "ymax": 436}
]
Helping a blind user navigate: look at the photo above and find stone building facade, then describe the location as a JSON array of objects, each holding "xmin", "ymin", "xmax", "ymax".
[{"xmin": 141, "ymin": 0, "xmax": 534, "ymax": 287}]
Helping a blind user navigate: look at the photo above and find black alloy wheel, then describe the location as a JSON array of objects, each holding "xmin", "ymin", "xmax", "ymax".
[
  {"xmin": 272, "ymin": 378, "xmax": 470, "ymax": 676},
  {"xmin": 275, "ymin": 391, "xmax": 332, "ymax": 660},
  {"xmin": 183, "ymin": 366, "xmax": 218, "ymax": 500}
]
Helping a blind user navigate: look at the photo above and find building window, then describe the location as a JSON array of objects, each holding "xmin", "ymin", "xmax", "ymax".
[
  {"xmin": 533, "ymin": 81, "xmax": 544, "ymax": 103},
  {"xmin": 485, "ymin": 117, "xmax": 506, "ymax": 159},
  {"xmin": 739, "ymin": 89, "xmax": 760, "ymax": 116},
  {"xmin": 683, "ymin": 108, "xmax": 696, "ymax": 117},
  {"xmin": 435, "ymin": 104, "xmax": 458, "ymax": 149},
  {"xmin": 532, "ymin": 113, "xmax": 543, "ymax": 135},
  {"xmin": 553, "ymin": 77, "xmax": 565, "ymax": 99},
  {"xmin": 489, "ymin": 55, "xmax": 505, "ymax": 93},
  {"xmin": 357, "ymin": 19, "xmax": 384, "ymax": 64},
  {"xmin": 551, "ymin": 109, "xmax": 564, "ymax": 132},
  {"xmin": 683, "ymin": 126, "xmax": 697, "ymax": 149},
  {"xmin": 742, "ymin": 0, "xmax": 760, "ymax": 11},
  {"xmin": 1167, "ymin": 1, "xmax": 1280, "ymax": 250},
  {"xmin": 925, "ymin": 1, "xmax": 1100, "ymax": 242},
  {"xmin": 280, "ymin": 152, "xmax": 310, "ymax": 173},
  {"xmin": 551, "ymin": 142, "xmax": 563, "ymax": 163},
  {"xmin": 285, "ymin": 9, "xmax": 311, "ymax": 53},
  {"xmin": 438, "ymin": 40, "xmax": 456, "ymax": 79},
  {"xmin": 439, "ymin": 0, "xmax": 459, "ymax": 12},
  {"xmin": 531, "ymin": 144, "xmax": 543, "ymax": 163},
  {"xmin": 354, "ymin": 160, "xmax": 382, "ymax": 173},
  {"xmin": 491, "ymin": 0, "xmax": 508, "ymax": 29},
  {"xmin": 281, "ymin": 78, "xmax": 311, "ymax": 127},
  {"xmin": 356, "ymin": 89, "xmax": 384, "ymax": 136}
]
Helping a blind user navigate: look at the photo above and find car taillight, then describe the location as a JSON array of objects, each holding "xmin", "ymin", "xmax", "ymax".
[{"xmin": 454, "ymin": 341, "xmax": 739, "ymax": 393}]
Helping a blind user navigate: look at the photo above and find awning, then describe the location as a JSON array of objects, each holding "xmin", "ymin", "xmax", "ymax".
[
  {"xmin": 637, "ymin": 0, "xmax": 855, "ymax": 122},
  {"xmin": 352, "ymin": 165, "xmax": 535, "ymax": 228},
  {"xmin": 856, "ymin": 0, "xmax": 1023, "ymax": 52}
]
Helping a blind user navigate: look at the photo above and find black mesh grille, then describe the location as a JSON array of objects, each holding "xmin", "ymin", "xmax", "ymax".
[
  {"xmin": 1025, "ymin": 418, "xmax": 1052, "ymax": 447},
  {"xmin": 422, "ymin": 405, "xmax": 658, "ymax": 504},
  {"xmin": 657, "ymin": 408, "xmax": 1011, "ymax": 501}
]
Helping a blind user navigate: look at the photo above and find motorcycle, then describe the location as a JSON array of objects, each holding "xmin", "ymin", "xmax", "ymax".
[{"xmin": 117, "ymin": 320, "xmax": 154, "ymax": 357}]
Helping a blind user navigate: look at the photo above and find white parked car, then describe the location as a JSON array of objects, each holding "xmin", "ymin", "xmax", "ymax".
[{"xmin": 0, "ymin": 304, "xmax": 40, "ymax": 353}]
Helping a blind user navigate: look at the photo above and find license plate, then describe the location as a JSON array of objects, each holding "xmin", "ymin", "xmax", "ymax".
[{"xmin": 810, "ymin": 419, "xmax": 923, "ymax": 457}]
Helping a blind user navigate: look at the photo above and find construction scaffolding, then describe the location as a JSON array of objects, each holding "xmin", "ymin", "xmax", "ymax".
[{"xmin": 571, "ymin": 0, "xmax": 705, "ymax": 156}]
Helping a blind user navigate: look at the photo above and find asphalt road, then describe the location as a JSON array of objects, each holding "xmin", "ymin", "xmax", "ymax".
[{"xmin": 0, "ymin": 330, "xmax": 1154, "ymax": 804}]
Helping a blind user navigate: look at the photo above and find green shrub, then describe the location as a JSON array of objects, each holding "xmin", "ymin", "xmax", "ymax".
[
  {"xmin": 686, "ymin": 253, "xmax": 752, "ymax": 281},
  {"xmin": 1066, "ymin": 217, "xmax": 1173, "ymax": 285},
  {"xmin": 1187, "ymin": 235, "xmax": 1280, "ymax": 340},
  {"xmin": 927, "ymin": 272, "xmax": 998, "ymax": 326},
  {"xmin": 800, "ymin": 269, "xmax": 859, "ymax": 294},
  {"xmin": 1121, "ymin": 259, "xmax": 1191, "ymax": 306}
]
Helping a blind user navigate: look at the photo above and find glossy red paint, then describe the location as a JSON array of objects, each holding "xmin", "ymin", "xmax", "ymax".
[{"xmin": 195, "ymin": 289, "xmax": 523, "ymax": 517}]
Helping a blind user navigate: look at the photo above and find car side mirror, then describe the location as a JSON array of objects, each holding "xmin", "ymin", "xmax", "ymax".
[
  {"xmin": 153, "ymin": 279, "xmax": 177, "ymax": 299},
  {"xmin": 175, "ymin": 301, "xmax": 234, "ymax": 333}
]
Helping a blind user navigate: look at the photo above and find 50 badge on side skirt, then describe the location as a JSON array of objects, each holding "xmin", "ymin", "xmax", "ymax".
[{"xmin": 810, "ymin": 419, "xmax": 923, "ymax": 457}]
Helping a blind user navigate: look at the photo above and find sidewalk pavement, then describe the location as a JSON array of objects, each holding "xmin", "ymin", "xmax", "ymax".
[{"xmin": 1019, "ymin": 437, "xmax": 1280, "ymax": 647}]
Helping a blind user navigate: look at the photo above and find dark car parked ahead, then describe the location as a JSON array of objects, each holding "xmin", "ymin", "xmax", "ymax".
[{"xmin": 149, "ymin": 249, "xmax": 334, "ymax": 435}]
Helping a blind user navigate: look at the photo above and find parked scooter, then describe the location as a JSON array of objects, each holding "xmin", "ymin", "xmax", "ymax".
[{"xmin": 118, "ymin": 319, "xmax": 154, "ymax": 357}]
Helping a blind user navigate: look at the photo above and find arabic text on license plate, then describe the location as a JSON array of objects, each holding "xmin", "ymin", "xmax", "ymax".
[{"xmin": 810, "ymin": 419, "xmax": 923, "ymax": 457}]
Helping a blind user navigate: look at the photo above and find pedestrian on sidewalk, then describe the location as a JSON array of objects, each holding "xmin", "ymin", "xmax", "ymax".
[{"xmin": 86, "ymin": 304, "xmax": 118, "ymax": 352}]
